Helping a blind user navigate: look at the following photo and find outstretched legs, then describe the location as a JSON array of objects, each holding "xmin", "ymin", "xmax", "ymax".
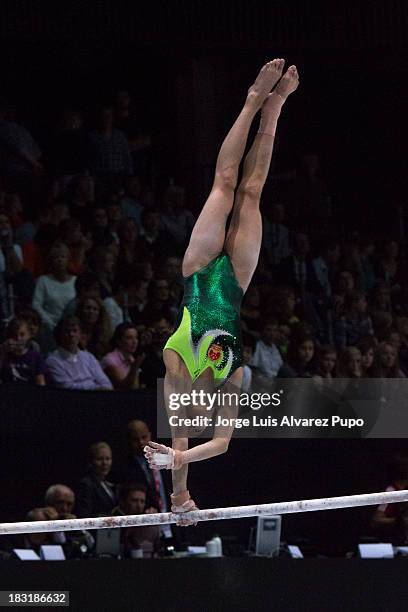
[
  {"xmin": 182, "ymin": 60, "xmax": 284, "ymax": 277},
  {"xmin": 225, "ymin": 65, "xmax": 300, "ymax": 291}
]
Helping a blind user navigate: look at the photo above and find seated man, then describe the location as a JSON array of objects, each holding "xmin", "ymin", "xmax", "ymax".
[
  {"xmin": 112, "ymin": 482, "xmax": 160, "ymax": 557},
  {"xmin": 44, "ymin": 483, "xmax": 94, "ymax": 556},
  {"xmin": 46, "ymin": 316, "xmax": 112, "ymax": 390}
]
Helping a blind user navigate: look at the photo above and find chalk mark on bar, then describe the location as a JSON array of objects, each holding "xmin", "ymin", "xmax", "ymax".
[{"xmin": 1, "ymin": 490, "xmax": 408, "ymax": 535}]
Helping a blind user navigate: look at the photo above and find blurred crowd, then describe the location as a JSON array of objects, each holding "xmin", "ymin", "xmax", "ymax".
[{"xmin": 0, "ymin": 91, "xmax": 407, "ymax": 389}]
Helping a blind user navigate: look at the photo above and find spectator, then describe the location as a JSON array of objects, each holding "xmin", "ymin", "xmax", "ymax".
[
  {"xmin": 76, "ymin": 442, "xmax": 117, "ymax": 518},
  {"xmin": 120, "ymin": 175, "xmax": 143, "ymax": 225},
  {"xmin": 58, "ymin": 218, "xmax": 93, "ymax": 275},
  {"xmin": 331, "ymin": 269, "xmax": 356, "ymax": 318},
  {"xmin": 268, "ymin": 286, "xmax": 300, "ymax": 329},
  {"xmin": 140, "ymin": 317, "xmax": 172, "ymax": 388},
  {"xmin": 240, "ymin": 285, "xmax": 262, "ymax": 335},
  {"xmin": 160, "ymin": 184, "xmax": 195, "ymax": 252},
  {"xmin": 338, "ymin": 347, "xmax": 362, "ymax": 378},
  {"xmin": 276, "ymin": 231, "xmax": 320, "ymax": 296},
  {"xmin": 16, "ymin": 307, "xmax": 42, "ymax": 351},
  {"xmin": 101, "ymin": 322, "xmax": 145, "ymax": 389},
  {"xmin": 162, "ymin": 255, "xmax": 183, "ymax": 305},
  {"xmin": 262, "ymin": 202, "xmax": 291, "ymax": 267},
  {"xmin": 249, "ymin": 320, "xmax": 283, "ymax": 389},
  {"xmin": 356, "ymin": 335, "xmax": 376, "ymax": 377},
  {"xmin": 65, "ymin": 173, "xmax": 95, "ymax": 230},
  {"xmin": 334, "ymin": 290, "xmax": 374, "ymax": 349},
  {"xmin": 22, "ymin": 223, "xmax": 59, "ymax": 278},
  {"xmin": 0, "ymin": 317, "xmax": 46, "ymax": 385},
  {"xmin": 112, "ymin": 482, "xmax": 160, "ymax": 557},
  {"xmin": 312, "ymin": 238, "xmax": 341, "ymax": 298},
  {"xmin": 88, "ymin": 247, "xmax": 117, "ymax": 298},
  {"xmin": 44, "ymin": 483, "xmax": 95, "ymax": 557},
  {"xmin": 376, "ymin": 239, "xmax": 404, "ymax": 294},
  {"xmin": 115, "ymin": 420, "xmax": 170, "ymax": 516},
  {"xmin": 3, "ymin": 192, "xmax": 34, "ymax": 246},
  {"xmin": 32, "ymin": 242, "xmax": 76, "ymax": 334},
  {"xmin": 371, "ymin": 341, "xmax": 405, "ymax": 378},
  {"xmin": 369, "ymin": 280, "xmax": 393, "ymax": 317},
  {"xmin": 46, "ymin": 316, "xmax": 112, "ymax": 390},
  {"xmin": 125, "ymin": 278, "xmax": 149, "ymax": 325},
  {"xmin": 143, "ymin": 278, "xmax": 178, "ymax": 325},
  {"xmin": 278, "ymin": 333, "xmax": 316, "ymax": 378},
  {"xmin": 63, "ymin": 272, "xmax": 102, "ymax": 318},
  {"xmin": 312, "ymin": 345, "xmax": 338, "ymax": 381},
  {"xmin": 89, "ymin": 206, "xmax": 116, "ymax": 249},
  {"xmin": 75, "ymin": 296, "xmax": 112, "ymax": 359},
  {"xmin": 105, "ymin": 192, "xmax": 123, "ymax": 243},
  {"xmin": 0, "ymin": 212, "xmax": 24, "ymax": 277},
  {"xmin": 396, "ymin": 317, "xmax": 408, "ymax": 375},
  {"xmin": 22, "ymin": 507, "xmax": 60, "ymax": 553},
  {"xmin": 116, "ymin": 217, "xmax": 146, "ymax": 286},
  {"xmin": 359, "ymin": 236, "xmax": 376, "ymax": 294},
  {"xmin": 88, "ymin": 104, "xmax": 132, "ymax": 179},
  {"xmin": 139, "ymin": 208, "xmax": 172, "ymax": 262}
]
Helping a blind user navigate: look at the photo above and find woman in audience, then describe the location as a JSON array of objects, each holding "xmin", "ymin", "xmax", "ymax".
[
  {"xmin": 75, "ymin": 296, "xmax": 112, "ymax": 359},
  {"xmin": 32, "ymin": 242, "xmax": 76, "ymax": 343},
  {"xmin": 101, "ymin": 322, "xmax": 145, "ymax": 389},
  {"xmin": 76, "ymin": 441, "xmax": 117, "ymax": 518},
  {"xmin": 356, "ymin": 335, "xmax": 377, "ymax": 377},
  {"xmin": 371, "ymin": 341, "xmax": 405, "ymax": 378}
]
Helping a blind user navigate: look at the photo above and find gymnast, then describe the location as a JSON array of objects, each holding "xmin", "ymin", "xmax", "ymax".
[{"xmin": 144, "ymin": 59, "xmax": 299, "ymax": 524}]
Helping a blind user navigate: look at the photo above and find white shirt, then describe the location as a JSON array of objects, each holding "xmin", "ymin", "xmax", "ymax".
[
  {"xmin": 32, "ymin": 275, "xmax": 76, "ymax": 328},
  {"xmin": 250, "ymin": 340, "xmax": 283, "ymax": 379}
]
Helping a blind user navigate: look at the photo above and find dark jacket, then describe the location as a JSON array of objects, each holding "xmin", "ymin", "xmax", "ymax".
[{"xmin": 75, "ymin": 469, "xmax": 117, "ymax": 518}]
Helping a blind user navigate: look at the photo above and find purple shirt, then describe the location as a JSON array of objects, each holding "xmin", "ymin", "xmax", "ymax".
[
  {"xmin": 0, "ymin": 349, "xmax": 46, "ymax": 384},
  {"xmin": 46, "ymin": 348, "xmax": 113, "ymax": 390}
]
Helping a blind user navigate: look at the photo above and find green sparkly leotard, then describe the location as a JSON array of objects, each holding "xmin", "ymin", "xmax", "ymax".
[{"xmin": 164, "ymin": 252, "xmax": 244, "ymax": 385}]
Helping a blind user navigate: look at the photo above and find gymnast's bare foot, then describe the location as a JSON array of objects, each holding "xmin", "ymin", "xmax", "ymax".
[
  {"xmin": 273, "ymin": 64, "xmax": 299, "ymax": 100},
  {"xmin": 247, "ymin": 59, "xmax": 285, "ymax": 109}
]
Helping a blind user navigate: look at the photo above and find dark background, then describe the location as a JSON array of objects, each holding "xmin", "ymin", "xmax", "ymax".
[
  {"xmin": 1, "ymin": 1, "xmax": 407, "ymax": 230},
  {"xmin": 1, "ymin": 0, "xmax": 407, "ymax": 554}
]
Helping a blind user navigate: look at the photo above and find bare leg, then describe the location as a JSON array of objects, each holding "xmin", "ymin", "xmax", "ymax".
[
  {"xmin": 225, "ymin": 66, "xmax": 300, "ymax": 291},
  {"xmin": 182, "ymin": 60, "xmax": 285, "ymax": 277}
]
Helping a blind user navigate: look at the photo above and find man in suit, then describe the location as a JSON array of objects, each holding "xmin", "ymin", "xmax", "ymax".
[{"xmin": 116, "ymin": 420, "xmax": 172, "ymax": 539}]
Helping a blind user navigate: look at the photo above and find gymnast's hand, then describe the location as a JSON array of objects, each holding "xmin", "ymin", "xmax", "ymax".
[
  {"xmin": 144, "ymin": 441, "xmax": 184, "ymax": 470},
  {"xmin": 171, "ymin": 490, "xmax": 199, "ymax": 527}
]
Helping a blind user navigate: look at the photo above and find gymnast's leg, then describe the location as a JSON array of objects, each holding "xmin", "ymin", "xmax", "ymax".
[
  {"xmin": 182, "ymin": 59, "xmax": 285, "ymax": 277},
  {"xmin": 225, "ymin": 65, "xmax": 299, "ymax": 292}
]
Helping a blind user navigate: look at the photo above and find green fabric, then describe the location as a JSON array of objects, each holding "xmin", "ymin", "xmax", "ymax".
[{"xmin": 164, "ymin": 253, "xmax": 243, "ymax": 385}]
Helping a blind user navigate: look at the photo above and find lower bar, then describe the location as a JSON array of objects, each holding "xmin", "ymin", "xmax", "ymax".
[{"xmin": 1, "ymin": 490, "xmax": 407, "ymax": 535}]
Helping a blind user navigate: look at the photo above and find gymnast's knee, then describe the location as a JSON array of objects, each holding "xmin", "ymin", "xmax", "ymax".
[
  {"xmin": 214, "ymin": 168, "xmax": 239, "ymax": 194},
  {"xmin": 237, "ymin": 180, "xmax": 263, "ymax": 202}
]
